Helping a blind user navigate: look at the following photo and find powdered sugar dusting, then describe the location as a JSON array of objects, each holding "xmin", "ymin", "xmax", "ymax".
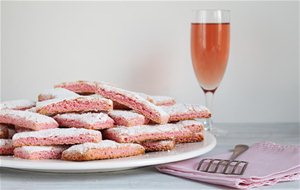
[
  {"xmin": 176, "ymin": 120, "xmax": 204, "ymax": 126},
  {"xmin": 137, "ymin": 92, "xmax": 150, "ymax": 100},
  {"xmin": 155, "ymin": 140, "xmax": 175, "ymax": 146},
  {"xmin": 36, "ymin": 96, "xmax": 111, "ymax": 109},
  {"xmin": 56, "ymin": 112, "xmax": 112, "ymax": 124},
  {"xmin": 109, "ymin": 110, "xmax": 144, "ymax": 120},
  {"xmin": 161, "ymin": 103, "xmax": 209, "ymax": 115},
  {"xmin": 150, "ymin": 96, "xmax": 175, "ymax": 105},
  {"xmin": 108, "ymin": 123, "xmax": 183, "ymax": 136},
  {"xmin": 107, "ymin": 120, "xmax": 203, "ymax": 136},
  {"xmin": 38, "ymin": 88, "xmax": 79, "ymax": 101},
  {"xmin": 17, "ymin": 146, "xmax": 67, "ymax": 154},
  {"xmin": 0, "ymin": 109, "xmax": 58, "ymax": 124},
  {"xmin": 36, "ymin": 97, "xmax": 78, "ymax": 108},
  {"xmin": 88, "ymin": 94, "xmax": 104, "ymax": 98},
  {"xmin": 0, "ymin": 99, "xmax": 35, "ymax": 110},
  {"xmin": 13, "ymin": 128, "xmax": 101, "ymax": 140},
  {"xmin": 64, "ymin": 140, "xmax": 142, "ymax": 154},
  {"xmin": 136, "ymin": 93, "xmax": 175, "ymax": 105},
  {"xmin": 55, "ymin": 81, "xmax": 97, "ymax": 88}
]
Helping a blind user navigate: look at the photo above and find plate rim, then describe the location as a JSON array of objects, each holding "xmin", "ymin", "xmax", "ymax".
[{"xmin": 0, "ymin": 131, "xmax": 216, "ymax": 172}]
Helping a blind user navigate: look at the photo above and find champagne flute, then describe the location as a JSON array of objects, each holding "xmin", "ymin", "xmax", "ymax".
[{"xmin": 191, "ymin": 10, "xmax": 230, "ymax": 132}]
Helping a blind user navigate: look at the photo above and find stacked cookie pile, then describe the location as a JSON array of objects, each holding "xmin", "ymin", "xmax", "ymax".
[{"xmin": 0, "ymin": 81, "xmax": 210, "ymax": 161}]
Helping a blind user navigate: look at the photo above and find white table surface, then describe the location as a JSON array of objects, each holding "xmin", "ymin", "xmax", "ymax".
[{"xmin": 1, "ymin": 123, "xmax": 299, "ymax": 190}]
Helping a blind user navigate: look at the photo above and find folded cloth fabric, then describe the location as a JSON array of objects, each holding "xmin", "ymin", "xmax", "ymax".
[{"xmin": 156, "ymin": 142, "xmax": 300, "ymax": 189}]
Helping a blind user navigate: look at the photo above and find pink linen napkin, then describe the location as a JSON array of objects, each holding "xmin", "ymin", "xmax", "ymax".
[{"xmin": 156, "ymin": 142, "xmax": 300, "ymax": 189}]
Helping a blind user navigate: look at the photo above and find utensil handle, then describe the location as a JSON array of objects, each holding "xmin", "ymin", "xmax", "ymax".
[{"xmin": 229, "ymin": 144, "xmax": 249, "ymax": 161}]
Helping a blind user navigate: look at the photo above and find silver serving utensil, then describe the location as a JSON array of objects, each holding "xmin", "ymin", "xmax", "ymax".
[{"xmin": 197, "ymin": 144, "xmax": 249, "ymax": 175}]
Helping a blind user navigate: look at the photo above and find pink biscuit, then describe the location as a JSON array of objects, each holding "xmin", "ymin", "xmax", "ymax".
[
  {"xmin": 176, "ymin": 120, "xmax": 205, "ymax": 132},
  {"xmin": 14, "ymin": 146, "xmax": 67, "ymax": 160},
  {"xmin": 108, "ymin": 110, "xmax": 146, "ymax": 127},
  {"xmin": 0, "ymin": 99, "xmax": 36, "ymax": 110},
  {"xmin": 54, "ymin": 112, "xmax": 114, "ymax": 130},
  {"xmin": 138, "ymin": 93, "xmax": 176, "ymax": 106},
  {"xmin": 141, "ymin": 140, "xmax": 176, "ymax": 152},
  {"xmin": 96, "ymin": 83, "xmax": 169, "ymax": 124},
  {"xmin": 149, "ymin": 96, "xmax": 176, "ymax": 106},
  {"xmin": 62, "ymin": 140, "xmax": 145, "ymax": 161},
  {"xmin": 102, "ymin": 120, "xmax": 204, "ymax": 143},
  {"xmin": 0, "ymin": 139, "xmax": 14, "ymax": 155},
  {"xmin": 55, "ymin": 81, "xmax": 98, "ymax": 95},
  {"xmin": 38, "ymin": 88, "xmax": 80, "ymax": 101},
  {"xmin": 0, "ymin": 124, "xmax": 9, "ymax": 139},
  {"xmin": 161, "ymin": 103, "xmax": 211, "ymax": 122},
  {"xmin": 13, "ymin": 128, "xmax": 102, "ymax": 147},
  {"xmin": 36, "ymin": 96, "xmax": 113, "ymax": 116},
  {"xmin": 0, "ymin": 110, "xmax": 59, "ymax": 131}
]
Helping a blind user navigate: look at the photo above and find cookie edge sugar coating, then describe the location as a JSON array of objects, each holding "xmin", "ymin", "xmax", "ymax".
[
  {"xmin": 161, "ymin": 103, "xmax": 211, "ymax": 122},
  {"xmin": 62, "ymin": 140, "xmax": 145, "ymax": 161},
  {"xmin": 54, "ymin": 112, "xmax": 115, "ymax": 130},
  {"xmin": 0, "ymin": 110, "xmax": 59, "ymax": 131},
  {"xmin": 102, "ymin": 120, "xmax": 204, "ymax": 143},
  {"xmin": 38, "ymin": 88, "xmax": 80, "ymax": 102},
  {"xmin": 96, "ymin": 83, "xmax": 169, "ymax": 124},
  {"xmin": 0, "ymin": 99, "xmax": 36, "ymax": 111},
  {"xmin": 0, "ymin": 139, "xmax": 14, "ymax": 155},
  {"xmin": 55, "ymin": 81, "xmax": 98, "ymax": 95},
  {"xmin": 12, "ymin": 128, "xmax": 102, "ymax": 147},
  {"xmin": 14, "ymin": 146, "xmax": 67, "ymax": 160},
  {"xmin": 36, "ymin": 96, "xmax": 113, "ymax": 116},
  {"xmin": 108, "ymin": 110, "xmax": 146, "ymax": 127},
  {"xmin": 141, "ymin": 140, "xmax": 176, "ymax": 152}
]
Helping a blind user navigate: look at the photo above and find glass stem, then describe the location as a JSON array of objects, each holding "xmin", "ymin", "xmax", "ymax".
[{"xmin": 204, "ymin": 92, "xmax": 214, "ymax": 131}]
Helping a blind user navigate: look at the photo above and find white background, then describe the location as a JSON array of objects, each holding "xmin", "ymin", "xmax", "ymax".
[{"xmin": 1, "ymin": 1, "xmax": 299, "ymax": 123}]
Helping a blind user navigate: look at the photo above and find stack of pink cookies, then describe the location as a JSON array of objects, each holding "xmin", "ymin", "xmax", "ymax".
[{"xmin": 0, "ymin": 81, "xmax": 210, "ymax": 161}]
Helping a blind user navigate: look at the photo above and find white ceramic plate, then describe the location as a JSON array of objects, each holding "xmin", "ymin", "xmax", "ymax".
[{"xmin": 0, "ymin": 131, "xmax": 216, "ymax": 173}]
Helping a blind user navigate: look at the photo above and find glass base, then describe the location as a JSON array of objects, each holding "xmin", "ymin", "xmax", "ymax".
[
  {"xmin": 206, "ymin": 126, "xmax": 228, "ymax": 136},
  {"xmin": 201, "ymin": 119, "xmax": 228, "ymax": 136}
]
